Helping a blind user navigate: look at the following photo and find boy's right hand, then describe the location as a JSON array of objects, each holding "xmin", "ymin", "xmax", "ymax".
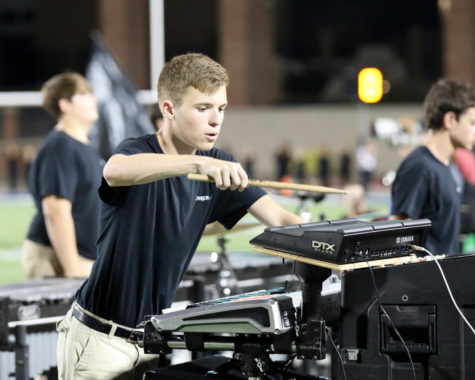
[{"xmin": 198, "ymin": 158, "xmax": 248, "ymax": 191}]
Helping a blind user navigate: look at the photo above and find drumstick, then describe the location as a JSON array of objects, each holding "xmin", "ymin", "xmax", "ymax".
[{"xmin": 187, "ymin": 173, "xmax": 348, "ymax": 194}]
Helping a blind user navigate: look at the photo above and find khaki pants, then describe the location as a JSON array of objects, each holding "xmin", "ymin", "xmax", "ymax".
[
  {"xmin": 21, "ymin": 239, "xmax": 94, "ymax": 278},
  {"xmin": 57, "ymin": 304, "xmax": 159, "ymax": 380}
]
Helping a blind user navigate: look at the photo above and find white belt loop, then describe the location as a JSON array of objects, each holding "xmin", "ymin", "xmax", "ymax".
[{"xmin": 108, "ymin": 322, "xmax": 118, "ymax": 338}]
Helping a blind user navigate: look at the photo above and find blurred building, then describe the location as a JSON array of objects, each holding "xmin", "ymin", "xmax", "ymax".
[
  {"xmin": 1, "ymin": 0, "xmax": 475, "ymax": 182},
  {"xmin": 1, "ymin": 0, "xmax": 474, "ymax": 103}
]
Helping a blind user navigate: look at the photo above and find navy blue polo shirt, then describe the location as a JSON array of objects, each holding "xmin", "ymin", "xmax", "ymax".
[
  {"xmin": 391, "ymin": 146, "xmax": 462, "ymax": 255},
  {"xmin": 27, "ymin": 131, "xmax": 103, "ymax": 259},
  {"xmin": 76, "ymin": 134, "xmax": 266, "ymax": 327}
]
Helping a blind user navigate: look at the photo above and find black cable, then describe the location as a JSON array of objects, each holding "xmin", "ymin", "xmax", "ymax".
[
  {"xmin": 325, "ymin": 327, "xmax": 348, "ymax": 380},
  {"xmin": 366, "ymin": 262, "xmax": 416, "ymax": 380}
]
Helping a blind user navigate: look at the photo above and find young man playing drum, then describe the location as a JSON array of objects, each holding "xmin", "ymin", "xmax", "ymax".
[{"xmin": 57, "ymin": 53, "xmax": 304, "ymax": 379}]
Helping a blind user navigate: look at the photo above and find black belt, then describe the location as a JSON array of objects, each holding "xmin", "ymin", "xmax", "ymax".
[{"xmin": 72, "ymin": 306, "xmax": 143, "ymax": 343}]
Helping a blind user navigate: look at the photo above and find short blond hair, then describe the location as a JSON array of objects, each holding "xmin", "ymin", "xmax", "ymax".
[
  {"xmin": 157, "ymin": 53, "xmax": 229, "ymax": 106},
  {"xmin": 42, "ymin": 73, "xmax": 92, "ymax": 119}
]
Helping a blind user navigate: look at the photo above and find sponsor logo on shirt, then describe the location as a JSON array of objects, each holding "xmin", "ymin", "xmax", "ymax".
[{"xmin": 195, "ymin": 195, "xmax": 212, "ymax": 202}]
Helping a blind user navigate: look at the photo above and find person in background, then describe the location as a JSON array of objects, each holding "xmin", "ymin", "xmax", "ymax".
[
  {"xmin": 275, "ymin": 141, "xmax": 292, "ymax": 181},
  {"xmin": 150, "ymin": 108, "xmax": 164, "ymax": 131},
  {"xmin": 57, "ymin": 53, "xmax": 304, "ymax": 379},
  {"xmin": 391, "ymin": 79, "xmax": 475, "ymax": 256},
  {"xmin": 454, "ymin": 145, "xmax": 475, "ymax": 253},
  {"xmin": 339, "ymin": 146, "xmax": 351, "ymax": 185},
  {"xmin": 355, "ymin": 139, "xmax": 377, "ymax": 191},
  {"xmin": 342, "ymin": 183, "xmax": 369, "ymax": 218},
  {"xmin": 294, "ymin": 149, "xmax": 306, "ymax": 183},
  {"xmin": 318, "ymin": 147, "xmax": 331, "ymax": 187},
  {"xmin": 242, "ymin": 146, "xmax": 256, "ymax": 178},
  {"xmin": 4, "ymin": 142, "xmax": 20, "ymax": 192},
  {"xmin": 21, "ymin": 143, "xmax": 37, "ymax": 187},
  {"xmin": 454, "ymin": 146, "xmax": 475, "ymax": 185},
  {"xmin": 21, "ymin": 73, "xmax": 103, "ymax": 278}
]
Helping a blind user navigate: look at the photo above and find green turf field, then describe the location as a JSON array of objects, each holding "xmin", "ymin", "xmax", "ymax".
[
  {"xmin": 0, "ymin": 194, "xmax": 389, "ymax": 285},
  {"xmin": 0, "ymin": 200, "xmax": 36, "ymax": 284},
  {"xmin": 1, "ymin": 202, "xmax": 36, "ymax": 249}
]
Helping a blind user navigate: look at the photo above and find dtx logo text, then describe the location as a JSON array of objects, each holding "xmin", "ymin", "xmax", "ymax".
[{"xmin": 312, "ymin": 240, "xmax": 335, "ymax": 254}]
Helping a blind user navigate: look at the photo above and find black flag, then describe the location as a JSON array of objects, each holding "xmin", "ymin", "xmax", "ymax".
[{"xmin": 86, "ymin": 32, "xmax": 154, "ymax": 160}]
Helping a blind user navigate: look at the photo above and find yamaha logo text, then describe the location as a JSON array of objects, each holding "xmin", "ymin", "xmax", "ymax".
[{"xmin": 396, "ymin": 235, "xmax": 414, "ymax": 244}]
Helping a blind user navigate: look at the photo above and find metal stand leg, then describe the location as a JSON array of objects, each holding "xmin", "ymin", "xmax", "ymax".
[
  {"xmin": 14, "ymin": 325, "xmax": 29, "ymax": 380},
  {"xmin": 214, "ymin": 237, "xmax": 240, "ymax": 296}
]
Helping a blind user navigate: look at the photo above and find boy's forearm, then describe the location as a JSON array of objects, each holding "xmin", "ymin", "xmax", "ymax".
[
  {"xmin": 42, "ymin": 197, "xmax": 83, "ymax": 277},
  {"xmin": 249, "ymin": 195, "xmax": 304, "ymax": 227},
  {"xmin": 103, "ymin": 153, "xmax": 206, "ymax": 187},
  {"xmin": 104, "ymin": 153, "xmax": 249, "ymax": 191}
]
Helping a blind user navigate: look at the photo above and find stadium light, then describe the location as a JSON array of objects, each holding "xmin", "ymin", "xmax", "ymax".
[{"xmin": 358, "ymin": 67, "xmax": 383, "ymax": 104}]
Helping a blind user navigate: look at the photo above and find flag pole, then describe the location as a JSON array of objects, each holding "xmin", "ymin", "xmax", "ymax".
[{"xmin": 149, "ymin": 0, "xmax": 165, "ymax": 91}]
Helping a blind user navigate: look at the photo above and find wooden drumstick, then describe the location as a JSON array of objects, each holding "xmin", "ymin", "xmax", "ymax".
[{"xmin": 187, "ymin": 173, "xmax": 348, "ymax": 194}]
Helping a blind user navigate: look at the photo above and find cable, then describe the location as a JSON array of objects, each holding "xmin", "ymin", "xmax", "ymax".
[
  {"xmin": 366, "ymin": 261, "xmax": 416, "ymax": 380},
  {"xmin": 410, "ymin": 245, "xmax": 475, "ymax": 337},
  {"xmin": 325, "ymin": 327, "xmax": 348, "ymax": 380},
  {"xmin": 283, "ymin": 353, "xmax": 296, "ymax": 372}
]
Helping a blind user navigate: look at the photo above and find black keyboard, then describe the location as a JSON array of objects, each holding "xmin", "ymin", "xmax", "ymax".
[{"xmin": 250, "ymin": 218, "xmax": 431, "ymax": 264}]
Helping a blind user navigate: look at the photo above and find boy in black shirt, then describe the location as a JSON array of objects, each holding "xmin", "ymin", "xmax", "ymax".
[
  {"xmin": 57, "ymin": 53, "xmax": 304, "ymax": 379},
  {"xmin": 22, "ymin": 73, "xmax": 102, "ymax": 278},
  {"xmin": 391, "ymin": 79, "xmax": 475, "ymax": 255}
]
